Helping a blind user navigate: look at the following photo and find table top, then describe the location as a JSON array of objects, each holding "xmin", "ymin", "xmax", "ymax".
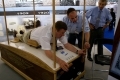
[{"xmin": 0, "ymin": 41, "xmax": 79, "ymax": 71}]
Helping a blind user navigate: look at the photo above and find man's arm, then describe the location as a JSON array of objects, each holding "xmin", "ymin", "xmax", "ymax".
[
  {"xmin": 64, "ymin": 43, "xmax": 85, "ymax": 55},
  {"xmin": 86, "ymin": 8, "xmax": 95, "ymax": 29},
  {"xmin": 84, "ymin": 32, "xmax": 90, "ymax": 49},
  {"xmin": 59, "ymin": 35, "xmax": 85, "ymax": 55},
  {"xmin": 83, "ymin": 17, "xmax": 90, "ymax": 49},
  {"xmin": 40, "ymin": 37, "xmax": 69, "ymax": 71},
  {"xmin": 64, "ymin": 43, "xmax": 78, "ymax": 53},
  {"xmin": 103, "ymin": 10, "xmax": 113, "ymax": 29},
  {"xmin": 102, "ymin": 21, "xmax": 111, "ymax": 30},
  {"xmin": 84, "ymin": 18, "xmax": 90, "ymax": 43},
  {"xmin": 44, "ymin": 50, "xmax": 69, "ymax": 71},
  {"xmin": 85, "ymin": 32, "xmax": 89, "ymax": 42},
  {"xmin": 86, "ymin": 8, "xmax": 93, "ymax": 19}
]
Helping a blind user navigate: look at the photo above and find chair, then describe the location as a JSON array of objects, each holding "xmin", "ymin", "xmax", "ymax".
[{"xmin": 92, "ymin": 38, "xmax": 113, "ymax": 72}]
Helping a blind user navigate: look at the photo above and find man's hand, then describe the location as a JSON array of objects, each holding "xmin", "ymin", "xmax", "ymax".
[
  {"xmin": 45, "ymin": 50, "xmax": 69, "ymax": 72},
  {"xmin": 84, "ymin": 42, "xmax": 90, "ymax": 49},
  {"xmin": 58, "ymin": 59, "xmax": 69, "ymax": 72},
  {"xmin": 77, "ymin": 49, "xmax": 86, "ymax": 55},
  {"xmin": 89, "ymin": 23, "xmax": 95, "ymax": 30},
  {"xmin": 102, "ymin": 24, "xmax": 108, "ymax": 30}
]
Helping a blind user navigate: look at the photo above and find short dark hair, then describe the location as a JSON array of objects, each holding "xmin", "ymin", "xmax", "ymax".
[
  {"xmin": 99, "ymin": 0, "xmax": 107, "ymax": 4},
  {"xmin": 55, "ymin": 21, "xmax": 67, "ymax": 31},
  {"xmin": 99, "ymin": 0, "xmax": 107, "ymax": 2},
  {"xmin": 67, "ymin": 8, "xmax": 76, "ymax": 15},
  {"xmin": 111, "ymin": 8, "xmax": 114, "ymax": 12}
]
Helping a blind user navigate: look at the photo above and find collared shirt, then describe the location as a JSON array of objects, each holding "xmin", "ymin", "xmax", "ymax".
[
  {"xmin": 86, "ymin": 6, "xmax": 112, "ymax": 28},
  {"xmin": 63, "ymin": 14, "xmax": 90, "ymax": 33},
  {"xmin": 30, "ymin": 24, "xmax": 68, "ymax": 50}
]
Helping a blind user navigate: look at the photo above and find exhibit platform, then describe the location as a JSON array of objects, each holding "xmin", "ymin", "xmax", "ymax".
[{"xmin": 0, "ymin": 41, "xmax": 85, "ymax": 80}]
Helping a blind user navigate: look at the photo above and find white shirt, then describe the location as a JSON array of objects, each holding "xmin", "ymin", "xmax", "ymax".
[{"xmin": 30, "ymin": 25, "xmax": 68, "ymax": 50}]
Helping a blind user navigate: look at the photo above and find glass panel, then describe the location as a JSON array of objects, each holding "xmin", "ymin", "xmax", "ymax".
[
  {"xmin": 80, "ymin": 0, "xmax": 96, "ymax": 6},
  {"xmin": 0, "ymin": 1, "xmax": 9, "ymax": 42}
]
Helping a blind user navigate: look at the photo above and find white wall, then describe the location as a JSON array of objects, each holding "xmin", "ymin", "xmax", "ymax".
[
  {"xmin": 6, "ymin": 17, "xmax": 20, "ymax": 31},
  {"xmin": 114, "ymin": 0, "xmax": 120, "ymax": 33},
  {"xmin": 0, "ymin": 23, "xmax": 4, "ymax": 36}
]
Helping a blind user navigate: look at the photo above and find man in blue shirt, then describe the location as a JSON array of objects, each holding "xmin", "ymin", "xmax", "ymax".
[
  {"xmin": 63, "ymin": 8, "xmax": 90, "ymax": 51},
  {"xmin": 86, "ymin": 0, "xmax": 112, "ymax": 61}
]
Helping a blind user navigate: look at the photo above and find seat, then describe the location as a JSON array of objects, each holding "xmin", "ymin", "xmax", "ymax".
[
  {"xmin": 27, "ymin": 39, "xmax": 41, "ymax": 48},
  {"xmin": 92, "ymin": 38, "xmax": 113, "ymax": 72}
]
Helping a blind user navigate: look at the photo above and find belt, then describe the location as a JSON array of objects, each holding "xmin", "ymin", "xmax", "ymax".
[
  {"xmin": 90, "ymin": 23, "xmax": 103, "ymax": 29},
  {"xmin": 96, "ymin": 27, "xmax": 103, "ymax": 29},
  {"xmin": 69, "ymin": 31, "xmax": 82, "ymax": 35}
]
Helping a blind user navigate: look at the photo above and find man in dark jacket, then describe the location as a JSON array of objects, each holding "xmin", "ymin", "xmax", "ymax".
[{"xmin": 109, "ymin": 8, "xmax": 116, "ymax": 31}]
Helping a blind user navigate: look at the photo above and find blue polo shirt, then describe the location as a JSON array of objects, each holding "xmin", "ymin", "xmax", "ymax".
[
  {"xmin": 86, "ymin": 6, "xmax": 112, "ymax": 28},
  {"xmin": 63, "ymin": 14, "xmax": 90, "ymax": 33}
]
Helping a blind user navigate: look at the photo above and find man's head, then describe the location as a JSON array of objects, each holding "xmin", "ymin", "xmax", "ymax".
[
  {"xmin": 98, "ymin": 0, "xmax": 107, "ymax": 10},
  {"xmin": 67, "ymin": 8, "xmax": 77, "ymax": 22},
  {"xmin": 110, "ymin": 8, "xmax": 114, "ymax": 12},
  {"xmin": 54, "ymin": 21, "xmax": 67, "ymax": 38}
]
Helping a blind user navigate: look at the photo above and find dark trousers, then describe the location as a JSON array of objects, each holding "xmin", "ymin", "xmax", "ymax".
[
  {"xmin": 88, "ymin": 28, "xmax": 104, "ymax": 57},
  {"xmin": 68, "ymin": 32, "xmax": 82, "ymax": 49}
]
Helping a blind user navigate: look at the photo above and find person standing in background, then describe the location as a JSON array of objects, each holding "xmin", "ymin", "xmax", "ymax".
[
  {"xmin": 109, "ymin": 8, "xmax": 116, "ymax": 31},
  {"xmin": 86, "ymin": 0, "xmax": 112, "ymax": 61},
  {"xmin": 63, "ymin": 8, "xmax": 90, "ymax": 50}
]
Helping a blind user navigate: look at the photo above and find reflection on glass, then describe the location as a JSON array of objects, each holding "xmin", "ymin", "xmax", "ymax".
[
  {"xmin": 0, "ymin": 0, "xmax": 96, "ymax": 42},
  {"xmin": 0, "ymin": 0, "xmax": 97, "ymax": 7}
]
